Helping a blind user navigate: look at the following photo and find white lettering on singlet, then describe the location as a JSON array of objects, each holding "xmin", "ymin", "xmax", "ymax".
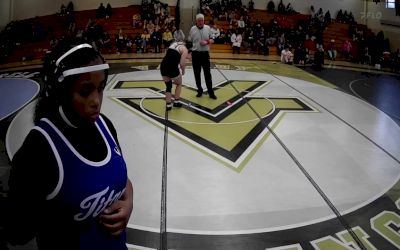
[{"xmin": 74, "ymin": 186, "xmax": 126, "ymax": 221}]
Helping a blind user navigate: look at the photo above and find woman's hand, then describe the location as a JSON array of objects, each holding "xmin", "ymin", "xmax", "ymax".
[{"xmin": 100, "ymin": 179, "xmax": 133, "ymax": 236}]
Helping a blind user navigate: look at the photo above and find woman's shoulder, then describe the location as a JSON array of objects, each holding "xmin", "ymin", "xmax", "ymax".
[
  {"xmin": 11, "ymin": 127, "xmax": 54, "ymax": 167},
  {"xmin": 99, "ymin": 113, "xmax": 118, "ymax": 140}
]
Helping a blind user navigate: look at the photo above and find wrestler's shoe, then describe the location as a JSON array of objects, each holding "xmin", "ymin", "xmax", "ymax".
[
  {"xmin": 173, "ymin": 101, "xmax": 183, "ymax": 108},
  {"xmin": 166, "ymin": 102, "xmax": 173, "ymax": 111}
]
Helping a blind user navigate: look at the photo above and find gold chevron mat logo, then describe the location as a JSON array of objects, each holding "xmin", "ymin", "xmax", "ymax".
[{"xmin": 110, "ymin": 80, "xmax": 318, "ymax": 172}]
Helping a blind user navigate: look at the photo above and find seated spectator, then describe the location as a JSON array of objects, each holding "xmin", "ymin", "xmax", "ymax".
[
  {"xmin": 277, "ymin": 33, "xmax": 286, "ymax": 55},
  {"xmin": 380, "ymin": 51, "xmax": 392, "ymax": 68},
  {"xmin": 237, "ymin": 16, "xmax": 245, "ymax": 29},
  {"xmin": 243, "ymin": 27, "xmax": 255, "ymax": 52},
  {"xmin": 146, "ymin": 20, "xmax": 155, "ymax": 35},
  {"xmin": 294, "ymin": 44, "xmax": 307, "ymax": 65},
  {"xmin": 255, "ymin": 28, "xmax": 268, "ymax": 55},
  {"xmin": 363, "ymin": 46, "xmax": 372, "ymax": 65},
  {"xmin": 126, "ymin": 35, "xmax": 134, "ymax": 53},
  {"xmin": 341, "ymin": 39, "xmax": 352, "ymax": 59},
  {"xmin": 172, "ymin": 26, "xmax": 185, "ymax": 42},
  {"xmin": 327, "ymin": 39, "xmax": 337, "ymax": 60},
  {"xmin": 134, "ymin": 35, "xmax": 143, "ymax": 53},
  {"xmin": 100, "ymin": 31, "xmax": 112, "ymax": 53},
  {"xmin": 162, "ymin": 27, "xmax": 173, "ymax": 47},
  {"xmin": 49, "ymin": 36, "xmax": 58, "ymax": 49},
  {"xmin": 281, "ymin": 46, "xmax": 294, "ymax": 64},
  {"xmin": 115, "ymin": 29, "xmax": 125, "ymax": 54},
  {"xmin": 141, "ymin": 28, "xmax": 150, "ymax": 53},
  {"xmin": 231, "ymin": 29, "xmax": 242, "ymax": 54},
  {"xmin": 210, "ymin": 24, "xmax": 221, "ymax": 42},
  {"xmin": 164, "ymin": 16, "xmax": 175, "ymax": 28},
  {"xmin": 313, "ymin": 46, "xmax": 325, "ymax": 70},
  {"xmin": 218, "ymin": 28, "xmax": 228, "ymax": 44},
  {"xmin": 132, "ymin": 13, "xmax": 141, "ymax": 28}
]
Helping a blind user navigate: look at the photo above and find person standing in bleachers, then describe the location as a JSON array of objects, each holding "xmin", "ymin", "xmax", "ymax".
[
  {"xmin": 105, "ymin": 3, "xmax": 112, "ymax": 19},
  {"xmin": 151, "ymin": 26, "xmax": 163, "ymax": 53},
  {"xmin": 231, "ymin": 29, "xmax": 242, "ymax": 54},
  {"xmin": 96, "ymin": 3, "xmax": 106, "ymax": 19}
]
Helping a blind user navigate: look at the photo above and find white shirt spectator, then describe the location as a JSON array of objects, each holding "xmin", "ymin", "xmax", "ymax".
[
  {"xmin": 231, "ymin": 33, "xmax": 242, "ymax": 47},
  {"xmin": 210, "ymin": 26, "xmax": 221, "ymax": 40},
  {"xmin": 281, "ymin": 48, "xmax": 293, "ymax": 63},
  {"xmin": 237, "ymin": 18, "xmax": 245, "ymax": 28}
]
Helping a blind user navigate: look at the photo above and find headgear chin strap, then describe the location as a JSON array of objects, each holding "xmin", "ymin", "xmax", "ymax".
[{"xmin": 57, "ymin": 63, "xmax": 109, "ymax": 82}]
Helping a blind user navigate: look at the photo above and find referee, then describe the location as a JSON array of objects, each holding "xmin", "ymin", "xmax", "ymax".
[{"xmin": 188, "ymin": 13, "xmax": 217, "ymax": 99}]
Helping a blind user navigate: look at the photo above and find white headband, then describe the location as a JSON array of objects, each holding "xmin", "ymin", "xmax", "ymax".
[
  {"xmin": 56, "ymin": 44, "xmax": 92, "ymax": 67},
  {"xmin": 58, "ymin": 64, "xmax": 109, "ymax": 82}
]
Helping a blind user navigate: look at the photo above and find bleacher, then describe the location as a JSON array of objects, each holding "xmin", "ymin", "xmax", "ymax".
[
  {"xmin": 1, "ymin": 5, "xmax": 175, "ymax": 63},
  {"xmin": 1, "ymin": 5, "xmax": 372, "ymax": 65}
]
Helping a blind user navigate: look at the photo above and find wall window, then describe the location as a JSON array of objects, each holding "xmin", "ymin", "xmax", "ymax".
[{"xmin": 386, "ymin": 0, "xmax": 395, "ymax": 8}]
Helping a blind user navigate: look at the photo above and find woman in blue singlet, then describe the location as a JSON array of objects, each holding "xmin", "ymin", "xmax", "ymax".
[{"xmin": 4, "ymin": 38, "xmax": 134, "ymax": 250}]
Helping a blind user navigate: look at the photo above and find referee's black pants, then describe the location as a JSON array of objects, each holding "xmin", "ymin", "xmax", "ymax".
[{"xmin": 192, "ymin": 51, "xmax": 214, "ymax": 95}]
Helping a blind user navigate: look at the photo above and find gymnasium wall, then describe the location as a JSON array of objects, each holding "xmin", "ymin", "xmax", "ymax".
[{"xmin": 0, "ymin": 0, "xmax": 11, "ymax": 30}]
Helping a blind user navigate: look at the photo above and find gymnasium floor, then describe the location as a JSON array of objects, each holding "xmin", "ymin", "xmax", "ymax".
[{"xmin": 1, "ymin": 55, "xmax": 400, "ymax": 250}]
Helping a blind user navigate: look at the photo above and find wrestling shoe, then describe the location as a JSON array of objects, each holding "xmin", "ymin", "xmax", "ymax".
[
  {"xmin": 166, "ymin": 102, "xmax": 172, "ymax": 111},
  {"xmin": 173, "ymin": 100, "xmax": 183, "ymax": 108}
]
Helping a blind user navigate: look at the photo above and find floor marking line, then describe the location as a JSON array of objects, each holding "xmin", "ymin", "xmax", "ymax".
[
  {"xmin": 106, "ymin": 74, "xmax": 118, "ymax": 90},
  {"xmin": 160, "ymin": 106, "xmax": 169, "ymax": 250},
  {"xmin": 274, "ymin": 73, "xmax": 400, "ymax": 166},
  {"xmin": 349, "ymin": 78, "xmax": 400, "ymax": 122},
  {"xmin": 216, "ymin": 67, "xmax": 367, "ymax": 250},
  {"xmin": 268, "ymin": 72, "xmax": 369, "ymax": 250}
]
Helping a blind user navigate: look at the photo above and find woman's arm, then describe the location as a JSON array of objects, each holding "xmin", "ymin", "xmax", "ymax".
[
  {"xmin": 6, "ymin": 130, "xmax": 57, "ymax": 245},
  {"xmin": 100, "ymin": 179, "xmax": 133, "ymax": 236}
]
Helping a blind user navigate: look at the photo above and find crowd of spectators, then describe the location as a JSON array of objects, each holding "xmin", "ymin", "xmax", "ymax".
[
  {"xmin": 0, "ymin": 17, "xmax": 48, "ymax": 62},
  {"xmin": 0, "ymin": 0, "xmax": 399, "ymax": 72},
  {"xmin": 117, "ymin": 0, "xmax": 177, "ymax": 53},
  {"xmin": 199, "ymin": 0, "xmax": 399, "ymax": 72}
]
